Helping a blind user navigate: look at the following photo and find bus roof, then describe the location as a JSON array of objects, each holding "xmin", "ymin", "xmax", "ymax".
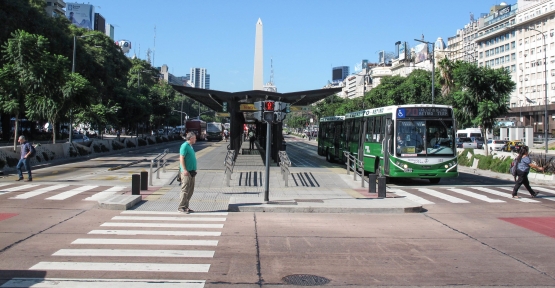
[
  {"xmin": 345, "ymin": 104, "xmax": 453, "ymax": 119},
  {"xmin": 320, "ymin": 116, "xmax": 345, "ymax": 122}
]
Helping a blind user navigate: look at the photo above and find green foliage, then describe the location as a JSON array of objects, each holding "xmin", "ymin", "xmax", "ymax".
[
  {"xmin": 42, "ymin": 151, "xmax": 50, "ymax": 161},
  {"xmin": 456, "ymin": 149, "xmax": 474, "ymax": 166},
  {"xmin": 69, "ymin": 146, "xmax": 78, "ymax": 157},
  {"xmin": 0, "ymin": 158, "xmax": 5, "ymax": 168},
  {"xmin": 111, "ymin": 141, "xmax": 124, "ymax": 150},
  {"xmin": 147, "ymin": 138, "xmax": 155, "ymax": 145},
  {"xmin": 126, "ymin": 140, "xmax": 136, "ymax": 148},
  {"xmin": 93, "ymin": 144, "xmax": 100, "ymax": 153},
  {"xmin": 138, "ymin": 138, "xmax": 147, "ymax": 146}
]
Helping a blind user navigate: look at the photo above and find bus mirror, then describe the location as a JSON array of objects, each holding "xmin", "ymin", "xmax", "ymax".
[{"xmin": 387, "ymin": 123, "xmax": 393, "ymax": 135}]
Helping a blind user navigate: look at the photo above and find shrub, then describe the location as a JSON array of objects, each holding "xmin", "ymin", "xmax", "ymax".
[
  {"xmin": 93, "ymin": 144, "xmax": 100, "ymax": 153},
  {"xmin": 112, "ymin": 141, "xmax": 124, "ymax": 150},
  {"xmin": 76, "ymin": 145, "xmax": 88, "ymax": 156},
  {"xmin": 6, "ymin": 157, "xmax": 18, "ymax": 167},
  {"xmin": 147, "ymin": 138, "xmax": 155, "ymax": 145},
  {"xmin": 138, "ymin": 138, "xmax": 147, "ymax": 146},
  {"xmin": 100, "ymin": 143, "xmax": 109, "ymax": 152},
  {"xmin": 42, "ymin": 152, "xmax": 50, "ymax": 161},
  {"xmin": 69, "ymin": 147, "xmax": 78, "ymax": 157},
  {"xmin": 126, "ymin": 140, "xmax": 136, "ymax": 148},
  {"xmin": 0, "ymin": 159, "xmax": 5, "ymax": 168},
  {"xmin": 35, "ymin": 156, "xmax": 41, "ymax": 162},
  {"xmin": 155, "ymin": 136, "xmax": 162, "ymax": 143}
]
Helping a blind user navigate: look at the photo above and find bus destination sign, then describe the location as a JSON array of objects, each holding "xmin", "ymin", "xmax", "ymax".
[{"xmin": 397, "ymin": 107, "xmax": 451, "ymax": 118}]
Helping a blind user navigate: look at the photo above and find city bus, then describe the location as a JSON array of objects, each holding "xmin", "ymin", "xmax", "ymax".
[
  {"xmin": 342, "ymin": 104, "xmax": 458, "ymax": 183},
  {"xmin": 206, "ymin": 122, "xmax": 223, "ymax": 141},
  {"xmin": 317, "ymin": 116, "xmax": 345, "ymax": 162},
  {"xmin": 185, "ymin": 119, "xmax": 207, "ymax": 141}
]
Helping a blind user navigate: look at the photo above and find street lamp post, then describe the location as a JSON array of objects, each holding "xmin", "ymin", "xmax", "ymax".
[
  {"xmin": 415, "ymin": 38, "xmax": 435, "ymax": 104},
  {"xmin": 528, "ymin": 28, "xmax": 549, "ymax": 155},
  {"xmin": 70, "ymin": 34, "xmax": 96, "ymax": 143}
]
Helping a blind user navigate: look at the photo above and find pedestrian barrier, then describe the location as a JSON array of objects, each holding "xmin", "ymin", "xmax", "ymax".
[
  {"xmin": 224, "ymin": 149, "xmax": 236, "ymax": 186},
  {"xmin": 278, "ymin": 151, "xmax": 292, "ymax": 186},
  {"xmin": 149, "ymin": 148, "xmax": 169, "ymax": 186},
  {"xmin": 344, "ymin": 151, "xmax": 365, "ymax": 188}
]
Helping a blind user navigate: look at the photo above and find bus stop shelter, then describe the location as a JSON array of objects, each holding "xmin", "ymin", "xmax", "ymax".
[{"xmin": 171, "ymin": 86, "xmax": 342, "ymax": 162}]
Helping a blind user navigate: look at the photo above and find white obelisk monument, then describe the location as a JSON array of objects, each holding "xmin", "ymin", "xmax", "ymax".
[{"xmin": 253, "ymin": 18, "xmax": 263, "ymax": 90}]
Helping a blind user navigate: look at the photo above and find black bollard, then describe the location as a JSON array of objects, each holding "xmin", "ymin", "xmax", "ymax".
[
  {"xmin": 140, "ymin": 171, "xmax": 148, "ymax": 190},
  {"xmin": 132, "ymin": 174, "xmax": 140, "ymax": 195},
  {"xmin": 377, "ymin": 177, "xmax": 386, "ymax": 198},
  {"xmin": 368, "ymin": 174, "xmax": 377, "ymax": 193}
]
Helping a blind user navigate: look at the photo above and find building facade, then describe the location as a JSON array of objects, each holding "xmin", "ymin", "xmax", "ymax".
[
  {"xmin": 190, "ymin": 68, "xmax": 210, "ymax": 89},
  {"xmin": 332, "ymin": 66, "xmax": 349, "ymax": 84},
  {"xmin": 44, "ymin": 0, "xmax": 66, "ymax": 17},
  {"xmin": 159, "ymin": 65, "xmax": 184, "ymax": 86}
]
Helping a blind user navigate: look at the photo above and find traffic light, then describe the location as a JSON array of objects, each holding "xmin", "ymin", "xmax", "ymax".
[
  {"xmin": 222, "ymin": 102, "xmax": 228, "ymax": 112},
  {"xmin": 254, "ymin": 101, "xmax": 264, "ymax": 111},
  {"xmin": 264, "ymin": 101, "xmax": 275, "ymax": 111},
  {"xmin": 285, "ymin": 103, "xmax": 291, "ymax": 113},
  {"xmin": 274, "ymin": 101, "xmax": 287, "ymax": 112},
  {"xmin": 253, "ymin": 111, "xmax": 263, "ymax": 121},
  {"xmin": 274, "ymin": 112, "xmax": 287, "ymax": 122}
]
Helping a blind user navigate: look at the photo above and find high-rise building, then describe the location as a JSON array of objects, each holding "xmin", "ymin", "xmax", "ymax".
[
  {"xmin": 160, "ymin": 65, "xmax": 184, "ymax": 86},
  {"xmin": 105, "ymin": 23, "xmax": 114, "ymax": 40},
  {"xmin": 190, "ymin": 68, "xmax": 210, "ymax": 89},
  {"xmin": 44, "ymin": 0, "xmax": 66, "ymax": 17},
  {"xmin": 253, "ymin": 18, "xmax": 264, "ymax": 90},
  {"xmin": 332, "ymin": 66, "xmax": 349, "ymax": 84},
  {"xmin": 94, "ymin": 13, "xmax": 105, "ymax": 34}
]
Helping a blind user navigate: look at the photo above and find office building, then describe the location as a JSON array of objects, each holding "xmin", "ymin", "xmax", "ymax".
[
  {"xmin": 190, "ymin": 68, "xmax": 210, "ymax": 89},
  {"xmin": 44, "ymin": 0, "xmax": 66, "ymax": 17},
  {"xmin": 332, "ymin": 66, "xmax": 349, "ymax": 84}
]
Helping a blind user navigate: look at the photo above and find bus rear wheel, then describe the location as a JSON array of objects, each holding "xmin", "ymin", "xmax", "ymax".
[
  {"xmin": 326, "ymin": 149, "xmax": 334, "ymax": 163},
  {"xmin": 429, "ymin": 178, "xmax": 441, "ymax": 184}
]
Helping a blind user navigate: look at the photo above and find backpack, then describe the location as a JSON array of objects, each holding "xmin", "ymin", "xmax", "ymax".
[
  {"xmin": 510, "ymin": 157, "xmax": 519, "ymax": 178},
  {"xmin": 28, "ymin": 144, "xmax": 36, "ymax": 158},
  {"xmin": 249, "ymin": 131, "xmax": 254, "ymax": 138}
]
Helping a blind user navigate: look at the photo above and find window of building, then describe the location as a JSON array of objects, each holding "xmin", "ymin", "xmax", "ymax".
[
  {"xmin": 505, "ymin": 43, "xmax": 510, "ymax": 50},
  {"xmin": 531, "ymin": 48, "xmax": 535, "ymax": 55},
  {"xmin": 501, "ymin": 57, "xmax": 505, "ymax": 64},
  {"xmin": 512, "ymin": 41, "xmax": 516, "ymax": 49},
  {"xmin": 532, "ymin": 61, "xmax": 536, "ymax": 67},
  {"xmin": 525, "ymin": 37, "xmax": 529, "ymax": 44},
  {"xmin": 486, "ymin": 50, "xmax": 490, "ymax": 57},
  {"xmin": 500, "ymin": 35, "xmax": 505, "ymax": 41},
  {"xmin": 551, "ymin": 42, "xmax": 555, "ymax": 50},
  {"xmin": 479, "ymin": 52, "xmax": 483, "ymax": 58},
  {"xmin": 496, "ymin": 58, "xmax": 500, "ymax": 65},
  {"xmin": 511, "ymin": 64, "xmax": 516, "ymax": 72},
  {"xmin": 532, "ymin": 73, "xmax": 536, "ymax": 80},
  {"xmin": 519, "ymin": 39, "xmax": 523, "ymax": 46},
  {"xmin": 500, "ymin": 46, "xmax": 505, "ymax": 53},
  {"xmin": 519, "ymin": 63, "xmax": 523, "ymax": 70},
  {"xmin": 505, "ymin": 55, "xmax": 510, "ymax": 62},
  {"xmin": 495, "ymin": 47, "xmax": 500, "ymax": 54},
  {"xmin": 520, "ymin": 75, "xmax": 523, "ymax": 81},
  {"xmin": 519, "ymin": 51, "xmax": 522, "ymax": 58},
  {"xmin": 526, "ymin": 62, "xmax": 530, "ymax": 68}
]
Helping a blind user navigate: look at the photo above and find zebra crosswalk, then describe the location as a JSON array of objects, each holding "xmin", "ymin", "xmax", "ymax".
[
  {"xmin": 0, "ymin": 210, "xmax": 226, "ymax": 287},
  {"xmin": 0, "ymin": 183, "xmax": 128, "ymax": 201},
  {"xmin": 388, "ymin": 185, "xmax": 555, "ymax": 205}
]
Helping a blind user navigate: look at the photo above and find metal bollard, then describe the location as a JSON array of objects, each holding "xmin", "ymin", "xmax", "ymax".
[
  {"xmin": 346, "ymin": 157, "xmax": 350, "ymax": 175},
  {"xmin": 131, "ymin": 174, "xmax": 140, "ymax": 195},
  {"xmin": 353, "ymin": 163, "xmax": 357, "ymax": 181},
  {"xmin": 377, "ymin": 176, "xmax": 386, "ymax": 198},
  {"xmin": 156, "ymin": 159, "xmax": 160, "ymax": 179},
  {"xmin": 368, "ymin": 174, "xmax": 377, "ymax": 193},
  {"xmin": 140, "ymin": 171, "xmax": 148, "ymax": 190},
  {"xmin": 149, "ymin": 160, "xmax": 154, "ymax": 186},
  {"xmin": 162, "ymin": 159, "xmax": 167, "ymax": 173},
  {"xmin": 360, "ymin": 166, "xmax": 364, "ymax": 188}
]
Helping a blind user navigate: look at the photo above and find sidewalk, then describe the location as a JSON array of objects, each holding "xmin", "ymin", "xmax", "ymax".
[{"xmin": 124, "ymin": 139, "xmax": 422, "ymax": 214}]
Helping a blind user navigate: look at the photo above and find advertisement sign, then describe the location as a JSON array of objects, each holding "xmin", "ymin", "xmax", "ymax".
[
  {"xmin": 414, "ymin": 43, "xmax": 428, "ymax": 64},
  {"xmin": 66, "ymin": 3, "xmax": 94, "ymax": 30},
  {"xmin": 399, "ymin": 42, "xmax": 406, "ymax": 61}
]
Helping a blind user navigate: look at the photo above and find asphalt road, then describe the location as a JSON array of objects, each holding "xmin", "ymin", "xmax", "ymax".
[{"xmin": 0, "ymin": 137, "xmax": 554, "ymax": 287}]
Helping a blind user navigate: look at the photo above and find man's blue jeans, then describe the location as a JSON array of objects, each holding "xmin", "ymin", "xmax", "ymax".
[{"xmin": 16, "ymin": 158, "xmax": 32, "ymax": 180}]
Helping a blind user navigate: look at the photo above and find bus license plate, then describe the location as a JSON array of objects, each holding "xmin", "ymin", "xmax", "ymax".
[{"xmin": 404, "ymin": 168, "xmax": 413, "ymax": 173}]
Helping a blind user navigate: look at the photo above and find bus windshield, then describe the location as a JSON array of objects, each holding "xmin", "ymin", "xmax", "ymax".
[
  {"xmin": 207, "ymin": 123, "xmax": 222, "ymax": 133},
  {"xmin": 396, "ymin": 119, "xmax": 455, "ymax": 157}
]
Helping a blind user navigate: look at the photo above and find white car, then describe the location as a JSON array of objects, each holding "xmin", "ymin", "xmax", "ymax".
[
  {"xmin": 487, "ymin": 139, "xmax": 508, "ymax": 151},
  {"xmin": 68, "ymin": 134, "xmax": 89, "ymax": 143}
]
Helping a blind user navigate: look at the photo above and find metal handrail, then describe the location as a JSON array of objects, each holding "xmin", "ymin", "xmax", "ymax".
[
  {"xmin": 150, "ymin": 148, "xmax": 169, "ymax": 186},
  {"xmin": 278, "ymin": 151, "xmax": 292, "ymax": 186},
  {"xmin": 343, "ymin": 151, "xmax": 366, "ymax": 187},
  {"xmin": 224, "ymin": 149, "xmax": 236, "ymax": 186}
]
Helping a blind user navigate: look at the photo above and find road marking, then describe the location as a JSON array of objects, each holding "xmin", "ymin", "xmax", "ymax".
[
  {"xmin": 71, "ymin": 238, "xmax": 218, "ymax": 246},
  {"xmin": 470, "ymin": 187, "xmax": 537, "ymax": 203},
  {"xmin": 388, "ymin": 189, "xmax": 435, "ymax": 205},
  {"xmin": 10, "ymin": 185, "xmax": 69, "ymax": 199},
  {"xmin": 46, "ymin": 185, "xmax": 98, "ymax": 200},
  {"xmin": 497, "ymin": 187, "xmax": 543, "ymax": 202},
  {"xmin": 29, "ymin": 262, "xmax": 210, "ymax": 272},
  {"xmin": 100, "ymin": 222, "xmax": 224, "ymax": 229},
  {"xmin": 84, "ymin": 186, "xmax": 127, "ymax": 201},
  {"xmin": 112, "ymin": 216, "xmax": 226, "ymax": 222},
  {"xmin": 447, "ymin": 188, "xmax": 505, "ymax": 203},
  {"xmin": 88, "ymin": 230, "xmax": 221, "ymax": 236},
  {"xmin": 417, "ymin": 188, "xmax": 470, "ymax": 203},
  {"xmin": 0, "ymin": 184, "xmax": 39, "ymax": 195},
  {"xmin": 53, "ymin": 249, "xmax": 215, "ymax": 258},
  {"xmin": 121, "ymin": 211, "xmax": 228, "ymax": 216},
  {"xmin": 0, "ymin": 278, "xmax": 205, "ymax": 288}
]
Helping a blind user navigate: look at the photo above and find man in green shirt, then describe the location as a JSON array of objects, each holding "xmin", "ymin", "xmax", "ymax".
[{"xmin": 178, "ymin": 132, "xmax": 198, "ymax": 213}]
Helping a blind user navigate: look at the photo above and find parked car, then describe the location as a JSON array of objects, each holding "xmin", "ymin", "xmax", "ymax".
[
  {"xmin": 157, "ymin": 129, "xmax": 165, "ymax": 135},
  {"xmin": 502, "ymin": 140, "xmax": 523, "ymax": 152},
  {"xmin": 68, "ymin": 134, "xmax": 89, "ymax": 143},
  {"xmin": 456, "ymin": 137, "xmax": 477, "ymax": 149},
  {"xmin": 487, "ymin": 139, "xmax": 508, "ymax": 151},
  {"xmin": 470, "ymin": 137, "xmax": 484, "ymax": 149}
]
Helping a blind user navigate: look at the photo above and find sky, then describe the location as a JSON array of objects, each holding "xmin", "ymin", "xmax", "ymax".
[{"xmin": 73, "ymin": 0, "xmax": 512, "ymax": 93}]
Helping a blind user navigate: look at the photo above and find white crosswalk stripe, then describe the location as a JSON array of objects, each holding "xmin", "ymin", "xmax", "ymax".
[
  {"xmin": 53, "ymin": 249, "xmax": 215, "ymax": 258},
  {"xmin": 417, "ymin": 188, "xmax": 470, "ymax": 203},
  {"xmin": 447, "ymin": 188, "xmax": 505, "ymax": 203},
  {"xmin": 472, "ymin": 187, "xmax": 540, "ymax": 202},
  {"xmin": 30, "ymin": 262, "xmax": 210, "ymax": 272},
  {"xmin": 84, "ymin": 186, "xmax": 127, "ymax": 201},
  {"xmin": 100, "ymin": 222, "xmax": 224, "ymax": 229},
  {"xmin": 121, "ymin": 211, "xmax": 228, "ymax": 216},
  {"xmin": 72, "ymin": 238, "xmax": 218, "ymax": 246},
  {"xmin": 388, "ymin": 188, "xmax": 435, "ymax": 205},
  {"xmin": 497, "ymin": 187, "xmax": 552, "ymax": 201},
  {"xmin": 0, "ymin": 184, "xmax": 39, "ymax": 195},
  {"xmin": 46, "ymin": 185, "xmax": 98, "ymax": 200},
  {"xmin": 112, "ymin": 216, "xmax": 226, "ymax": 222},
  {"xmin": 10, "ymin": 184, "xmax": 69, "ymax": 199},
  {"xmin": 1, "ymin": 278, "xmax": 205, "ymax": 288},
  {"xmin": 88, "ymin": 230, "xmax": 221, "ymax": 236}
]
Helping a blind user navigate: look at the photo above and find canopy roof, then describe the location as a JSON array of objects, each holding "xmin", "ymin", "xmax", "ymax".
[{"xmin": 171, "ymin": 86, "xmax": 342, "ymax": 111}]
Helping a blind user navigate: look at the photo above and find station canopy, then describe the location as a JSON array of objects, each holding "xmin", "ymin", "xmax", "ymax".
[{"xmin": 171, "ymin": 86, "xmax": 342, "ymax": 112}]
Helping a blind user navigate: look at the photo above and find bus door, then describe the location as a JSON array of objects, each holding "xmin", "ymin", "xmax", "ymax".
[
  {"xmin": 383, "ymin": 117, "xmax": 393, "ymax": 175},
  {"xmin": 358, "ymin": 117, "xmax": 367, "ymax": 169}
]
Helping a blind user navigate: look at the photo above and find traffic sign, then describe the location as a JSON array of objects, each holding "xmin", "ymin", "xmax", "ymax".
[
  {"xmin": 290, "ymin": 106, "xmax": 309, "ymax": 111},
  {"xmin": 216, "ymin": 112, "xmax": 230, "ymax": 117},
  {"xmin": 240, "ymin": 104, "xmax": 258, "ymax": 111}
]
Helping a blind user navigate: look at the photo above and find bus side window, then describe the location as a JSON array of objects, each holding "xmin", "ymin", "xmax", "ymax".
[
  {"xmin": 366, "ymin": 117, "xmax": 374, "ymax": 142},
  {"xmin": 374, "ymin": 117, "xmax": 382, "ymax": 142}
]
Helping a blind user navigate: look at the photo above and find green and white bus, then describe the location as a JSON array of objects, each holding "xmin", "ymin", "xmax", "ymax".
[
  {"xmin": 317, "ymin": 116, "xmax": 345, "ymax": 162},
  {"xmin": 342, "ymin": 104, "xmax": 458, "ymax": 183}
]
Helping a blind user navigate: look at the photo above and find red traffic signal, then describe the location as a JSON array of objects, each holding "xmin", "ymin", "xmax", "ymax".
[{"xmin": 264, "ymin": 101, "xmax": 275, "ymax": 111}]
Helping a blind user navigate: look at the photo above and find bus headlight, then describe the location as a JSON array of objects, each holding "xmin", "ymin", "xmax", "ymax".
[
  {"xmin": 445, "ymin": 165, "xmax": 449, "ymax": 168},
  {"xmin": 403, "ymin": 164, "xmax": 408, "ymax": 169}
]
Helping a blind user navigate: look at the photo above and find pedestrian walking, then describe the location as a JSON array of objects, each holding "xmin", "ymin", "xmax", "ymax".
[
  {"xmin": 178, "ymin": 132, "xmax": 198, "ymax": 213},
  {"xmin": 16, "ymin": 136, "xmax": 33, "ymax": 182},
  {"xmin": 248, "ymin": 129, "xmax": 256, "ymax": 150},
  {"xmin": 512, "ymin": 146, "xmax": 544, "ymax": 199}
]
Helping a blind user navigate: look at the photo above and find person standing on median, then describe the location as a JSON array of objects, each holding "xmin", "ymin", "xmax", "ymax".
[
  {"xmin": 178, "ymin": 132, "xmax": 198, "ymax": 213},
  {"xmin": 16, "ymin": 136, "xmax": 32, "ymax": 182},
  {"xmin": 512, "ymin": 145, "xmax": 544, "ymax": 199}
]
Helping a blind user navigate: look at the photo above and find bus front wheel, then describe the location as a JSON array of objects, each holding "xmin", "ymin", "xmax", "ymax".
[
  {"xmin": 429, "ymin": 178, "xmax": 441, "ymax": 184},
  {"xmin": 326, "ymin": 149, "xmax": 334, "ymax": 163}
]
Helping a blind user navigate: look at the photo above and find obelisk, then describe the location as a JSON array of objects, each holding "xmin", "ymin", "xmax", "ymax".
[{"xmin": 253, "ymin": 18, "xmax": 263, "ymax": 90}]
